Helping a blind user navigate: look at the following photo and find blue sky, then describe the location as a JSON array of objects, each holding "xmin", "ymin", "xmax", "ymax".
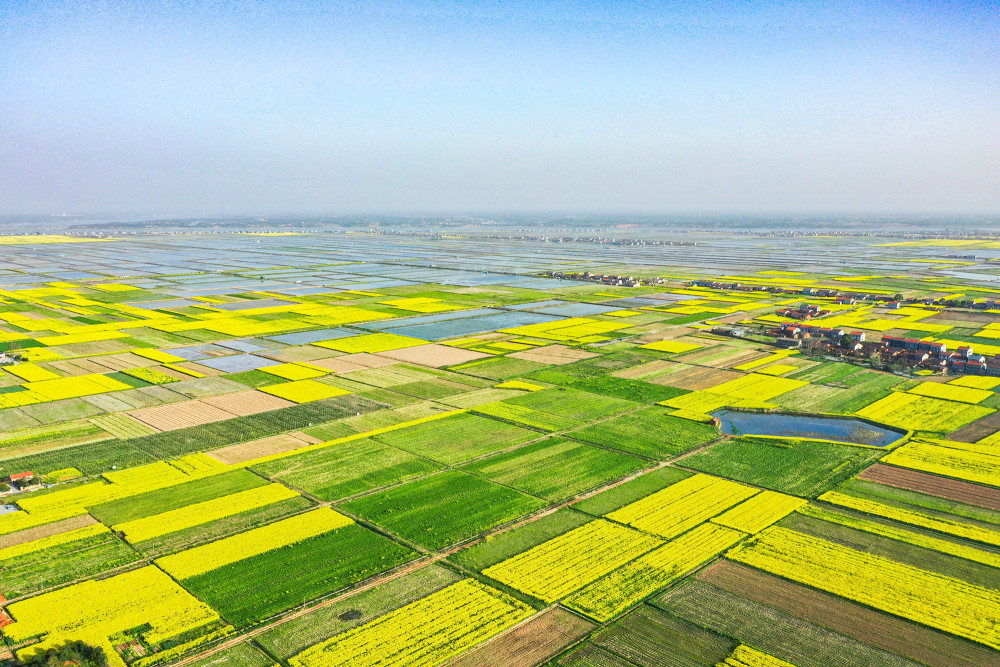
[{"xmin": 1, "ymin": 1, "xmax": 997, "ymax": 215}]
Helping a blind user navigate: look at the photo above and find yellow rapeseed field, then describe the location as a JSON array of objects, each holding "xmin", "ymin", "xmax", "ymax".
[
  {"xmin": 906, "ymin": 381, "xmax": 992, "ymax": 404},
  {"xmin": 856, "ymin": 392, "xmax": 991, "ymax": 432},
  {"xmin": 882, "ymin": 440, "xmax": 1000, "ymax": 488},
  {"xmin": 156, "ymin": 507, "xmax": 353, "ymax": 579},
  {"xmin": 797, "ymin": 505, "xmax": 1000, "ymax": 569},
  {"xmin": 131, "ymin": 348, "xmax": 187, "ymax": 363},
  {"xmin": 565, "ymin": 523, "xmax": 744, "ymax": 621},
  {"xmin": 0, "ymin": 523, "xmax": 109, "ymax": 561},
  {"xmin": 717, "ymin": 644, "xmax": 797, "ymax": 667},
  {"xmin": 711, "ymin": 490, "xmax": 807, "ymax": 534},
  {"xmin": 728, "ymin": 527, "xmax": 1000, "ymax": 650},
  {"xmin": 733, "ymin": 351, "xmax": 798, "ymax": 371},
  {"xmin": 313, "ymin": 332, "xmax": 424, "ymax": 354},
  {"xmin": 699, "ymin": 373, "xmax": 808, "ymax": 402},
  {"xmin": 0, "ymin": 460, "xmax": 224, "ymax": 537},
  {"xmin": 4, "ymin": 566, "xmax": 223, "ymax": 667},
  {"xmin": 640, "ymin": 340, "xmax": 702, "ymax": 354},
  {"xmin": 261, "ymin": 363, "xmax": 328, "ymax": 380},
  {"xmin": 4, "ymin": 363, "xmax": 60, "ymax": 382},
  {"xmin": 0, "ymin": 373, "xmax": 133, "ymax": 408},
  {"xmin": 817, "ymin": 491, "xmax": 1000, "ymax": 546},
  {"xmin": 114, "ymin": 483, "xmax": 299, "ymax": 543},
  {"xmin": 608, "ymin": 474, "xmax": 758, "ymax": 539},
  {"xmin": 288, "ymin": 579, "xmax": 533, "ymax": 667},
  {"xmin": 493, "ymin": 380, "xmax": 545, "ymax": 391},
  {"xmin": 948, "ymin": 376, "xmax": 1000, "ymax": 390},
  {"xmin": 483, "ymin": 520, "xmax": 663, "ymax": 602}
]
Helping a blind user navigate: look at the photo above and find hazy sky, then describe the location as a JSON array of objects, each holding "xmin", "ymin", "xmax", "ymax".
[{"xmin": 2, "ymin": 1, "xmax": 997, "ymax": 216}]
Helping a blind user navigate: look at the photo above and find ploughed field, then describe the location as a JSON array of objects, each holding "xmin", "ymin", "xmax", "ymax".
[{"xmin": 0, "ymin": 231, "xmax": 999, "ymax": 667}]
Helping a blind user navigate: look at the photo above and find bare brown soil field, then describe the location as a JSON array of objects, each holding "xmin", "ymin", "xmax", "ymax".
[
  {"xmin": 509, "ymin": 344, "xmax": 599, "ymax": 365},
  {"xmin": 611, "ymin": 360, "xmax": 683, "ymax": 380},
  {"xmin": 200, "ymin": 389, "xmax": 294, "ymax": 416},
  {"xmin": 928, "ymin": 311, "xmax": 999, "ymax": 324},
  {"xmin": 46, "ymin": 360, "xmax": 104, "ymax": 376},
  {"xmin": 309, "ymin": 353, "xmax": 398, "ymax": 374},
  {"xmin": 58, "ymin": 359, "xmax": 116, "ymax": 375},
  {"xmin": 129, "ymin": 399, "xmax": 236, "ymax": 431},
  {"xmin": 715, "ymin": 311, "xmax": 756, "ymax": 324},
  {"xmin": 650, "ymin": 365, "xmax": 742, "ymax": 390},
  {"xmin": 376, "ymin": 343, "xmax": 490, "ymax": 367},
  {"xmin": 0, "ymin": 514, "xmax": 98, "ymax": 549},
  {"xmin": 207, "ymin": 430, "xmax": 322, "ymax": 465},
  {"xmin": 668, "ymin": 345, "xmax": 738, "ymax": 365},
  {"xmin": 858, "ymin": 463, "xmax": 1000, "ymax": 511},
  {"xmin": 340, "ymin": 353, "xmax": 401, "ymax": 368},
  {"xmin": 636, "ymin": 326, "xmax": 697, "ymax": 342},
  {"xmin": 699, "ymin": 560, "xmax": 1000, "ymax": 667},
  {"xmin": 91, "ymin": 352, "xmax": 158, "ymax": 371},
  {"xmin": 720, "ymin": 350, "xmax": 773, "ymax": 369},
  {"xmin": 446, "ymin": 606, "xmax": 594, "ymax": 667},
  {"xmin": 49, "ymin": 340, "xmax": 133, "ymax": 358},
  {"xmin": 156, "ymin": 366, "xmax": 193, "ymax": 381},
  {"xmin": 308, "ymin": 357, "xmax": 369, "ymax": 374},
  {"xmin": 949, "ymin": 412, "xmax": 1000, "ymax": 443},
  {"xmin": 169, "ymin": 377, "xmax": 248, "ymax": 399}
]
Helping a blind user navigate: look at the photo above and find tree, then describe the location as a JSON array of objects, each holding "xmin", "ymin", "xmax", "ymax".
[
  {"xmin": 868, "ymin": 350, "xmax": 883, "ymax": 369},
  {"xmin": 894, "ymin": 293, "xmax": 904, "ymax": 301},
  {"xmin": 16, "ymin": 640, "xmax": 109, "ymax": 666}
]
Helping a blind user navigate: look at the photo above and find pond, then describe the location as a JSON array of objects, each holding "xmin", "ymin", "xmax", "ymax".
[{"xmin": 711, "ymin": 410, "xmax": 905, "ymax": 447}]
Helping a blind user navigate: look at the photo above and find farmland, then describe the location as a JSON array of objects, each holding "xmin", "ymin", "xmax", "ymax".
[
  {"xmin": 728, "ymin": 526, "xmax": 1000, "ymax": 649},
  {"xmin": 179, "ymin": 522, "xmax": 414, "ymax": 627},
  {"xmin": 459, "ymin": 437, "xmax": 651, "ymax": 501},
  {"xmin": 0, "ymin": 527, "xmax": 140, "ymax": 599},
  {"xmin": 567, "ymin": 405, "xmax": 719, "ymax": 458},
  {"xmin": 1, "ymin": 229, "xmax": 1000, "ymax": 666},
  {"xmin": 369, "ymin": 412, "xmax": 538, "ymax": 464},
  {"xmin": 341, "ymin": 470, "xmax": 547, "ymax": 549},
  {"xmin": 251, "ymin": 438, "xmax": 442, "ymax": 501},
  {"xmin": 287, "ymin": 579, "xmax": 534, "ymax": 667},
  {"xmin": 681, "ymin": 436, "xmax": 884, "ymax": 497},
  {"xmin": 483, "ymin": 519, "xmax": 664, "ymax": 602}
]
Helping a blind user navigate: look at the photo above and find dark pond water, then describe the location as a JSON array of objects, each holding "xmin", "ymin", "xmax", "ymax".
[{"xmin": 712, "ymin": 410, "xmax": 904, "ymax": 447}]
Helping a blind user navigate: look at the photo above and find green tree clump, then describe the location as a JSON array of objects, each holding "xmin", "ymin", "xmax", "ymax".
[{"xmin": 16, "ymin": 640, "xmax": 110, "ymax": 666}]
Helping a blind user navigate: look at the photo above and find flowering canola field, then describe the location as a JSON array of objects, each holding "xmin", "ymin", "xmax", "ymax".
[
  {"xmin": 717, "ymin": 644, "xmax": 798, "ymax": 667},
  {"xmin": 882, "ymin": 439, "xmax": 1000, "ymax": 488},
  {"xmin": 288, "ymin": 579, "xmax": 533, "ymax": 667},
  {"xmin": 818, "ymin": 490, "xmax": 1000, "ymax": 547},
  {"xmin": 565, "ymin": 522, "xmax": 744, "ymax": 621},
  {"xmin": 727, "ymin": 526, "xmax": 1000, "ymax": 649},
  {"xmin": 4, "ymin": 566, "xmax": 226, "ymax": 667},
  {"xmin": 113, "ymin": 483, "xmax": 300, "ymax": 542},
  {"xmin": 608, "ymin": 473, "xmax": 759, "ymax": 539},
  {"xmin": 711, "ymin": 490, "xmax": 807, "ymax": 534},
  {"xmin": 157, "ymin": 507, "xmax": 352, "ymax": 579},
  {"xmin": 483, "ymin": 519, "xmax": 663, "ymax": 602}
]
